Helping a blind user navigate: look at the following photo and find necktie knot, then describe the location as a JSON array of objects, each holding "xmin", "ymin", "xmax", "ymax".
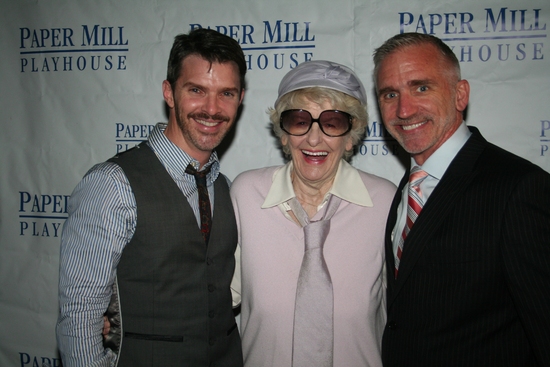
[
  {"xmin": 409, "ymin": 166, "xmax": 429, "ymax": 196},
  {"xmin": 303, "ymin": 219, "xmax": 331, "ymax": 251},
  {"xmin": 186, "ymin": 164, "xmax": 211, "ymax": 184},
  {"xmin": 409, "ymin": 166, "xmax": 429, "ymax": 185}
]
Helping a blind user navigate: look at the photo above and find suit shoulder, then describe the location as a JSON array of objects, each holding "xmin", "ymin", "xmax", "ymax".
[{"xmin": 481, "ymin": 142, "xmax": 548, "ymax": 176}]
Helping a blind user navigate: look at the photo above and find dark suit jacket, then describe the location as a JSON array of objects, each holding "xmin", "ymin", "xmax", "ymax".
[{"xmin": 382, "ymin": 126, "xmax": 550, "ymax": 366}]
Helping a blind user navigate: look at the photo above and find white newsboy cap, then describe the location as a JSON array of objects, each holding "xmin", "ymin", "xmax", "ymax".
[{"xmin": 275, "ymin": 60, "xmax": 367, "ymax": 106}]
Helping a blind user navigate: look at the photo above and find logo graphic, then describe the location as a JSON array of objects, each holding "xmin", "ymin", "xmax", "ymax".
[
  {"xmin": 359, "ymin": 121, "xmax": 402, "ymax": 157},
  {"xmin": 19, "ymin": 25, "xmax": 129, "ymax": 73},
  {"xmin": 19, "ymin": 352, "xmax": 62, "ymax": 367},
  {"xmin": 115, "ymin": 122, "xmax": 155, "ymax": 153},
  {"xmin": 399, "ymin": 7, "xmax": 547, "ymax": 63},
  {"xmin": 541, "ymin": 120, "xmax": 550, "ymax": 156},
  {"xmin": 19, "ymin": 192, "xmax": 69, "ymax": 237},
  {"xmin": 190, "ymin": 20, "xmax": 316, "ymax": 71}
]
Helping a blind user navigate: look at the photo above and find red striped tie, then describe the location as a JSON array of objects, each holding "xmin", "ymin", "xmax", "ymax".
[{"xmin": 395, "ymin": 167, "xmax": 429, "ymax": 278}]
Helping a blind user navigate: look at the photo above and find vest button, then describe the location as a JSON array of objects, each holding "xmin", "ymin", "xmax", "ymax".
[
  {"xmin": 209, "ymin": 337, "xmax": 216, "ymax": 346},
  {"xmin": 208, "ymin": 284, "xmax": 216, "ymax": 292},
  {"xmin": 387, "ymin": 321, "xmax": 397, "ymax": 330},
  {"xmin": 208, "ymin": 310, "xmax": 215, "ymax": 318},
  {"xmin": 207, "ymin": 257, "xmax": 213, "ymax": 265}
]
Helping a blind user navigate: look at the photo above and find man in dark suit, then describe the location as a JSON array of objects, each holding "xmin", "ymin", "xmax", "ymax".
[{"xmin": 374, "ymin": 32, "xmax": 550, "ymax": 366}]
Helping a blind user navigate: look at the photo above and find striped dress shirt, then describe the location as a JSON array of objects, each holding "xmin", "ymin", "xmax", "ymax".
[{"xmin": 56, "ymin": 122, "xmax": 221, "ymax": 367}]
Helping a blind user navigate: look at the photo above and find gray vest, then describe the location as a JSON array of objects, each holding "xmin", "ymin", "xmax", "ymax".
[{"xmin": 107, "ymin": 142, "xmax": 242, "ymax": 367}]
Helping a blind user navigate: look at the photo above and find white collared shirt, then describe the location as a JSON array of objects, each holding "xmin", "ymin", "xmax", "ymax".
[
  {"xmin": 262, "ymin": 160, "xmax": 374, "ymax": 223},
  {"xmin": 392, "ymin": 122, "xmax": 472, "ymax": 256}
]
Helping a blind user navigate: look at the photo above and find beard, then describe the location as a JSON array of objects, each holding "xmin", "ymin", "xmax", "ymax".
[{"xmin": 174, "ymin": 104, "xmax": 233, "ymax": 153}]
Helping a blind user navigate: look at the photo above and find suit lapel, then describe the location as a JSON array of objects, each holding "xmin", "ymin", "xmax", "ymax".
[{"xmin": 387, "ymin": 127, "xmax": 488, "ymax": 307}]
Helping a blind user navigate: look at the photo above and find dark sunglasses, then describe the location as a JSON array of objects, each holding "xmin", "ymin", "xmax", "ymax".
[{"xmin": 280, "ymin": 109, "xmax": 353, "ymax": 137}]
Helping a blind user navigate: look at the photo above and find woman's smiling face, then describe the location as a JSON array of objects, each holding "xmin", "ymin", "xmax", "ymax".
[{"xmin": 282, "ymin": 98, "xmax": 353, "ymax": 188}]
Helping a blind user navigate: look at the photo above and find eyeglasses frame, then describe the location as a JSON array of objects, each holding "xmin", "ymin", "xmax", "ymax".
[{"xmin": 279, "ymin": 109, "xmax": 353, "ymax": 137}]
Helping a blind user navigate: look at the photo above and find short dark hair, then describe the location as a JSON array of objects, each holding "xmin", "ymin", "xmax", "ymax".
[
  {"xmin": 373, "ymin": 32, "xmax": 461, "ymax": 88},
  {"xmin": 166, "ymin": 28, "xmax": 247, "ymax": 90}
]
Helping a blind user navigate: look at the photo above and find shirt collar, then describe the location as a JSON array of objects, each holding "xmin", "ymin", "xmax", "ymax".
[
  {"xmin": 262, "ymin": 160, "xmax": 373, "ymax": 208},
  {"xmin": 148, "ymin": 122, "xmax": 220, "ymax": 184},
  {"xmin": 415, "ymin": 122, "xmax": 471, "ymax": 179}
]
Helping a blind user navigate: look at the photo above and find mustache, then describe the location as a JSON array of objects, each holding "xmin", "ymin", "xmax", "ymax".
[
  {"xmin": 389, "ymin": 115, "xmax": 429, "ymax": 125},
  {"xmin": 188, "ymin": 112, "xmax": 230, "ymax": 123}
]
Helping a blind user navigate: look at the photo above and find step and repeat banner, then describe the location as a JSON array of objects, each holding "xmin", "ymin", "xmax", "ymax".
[{"xmin": 1, "ymin": 0, "xmax": 548, "ymax": 365}]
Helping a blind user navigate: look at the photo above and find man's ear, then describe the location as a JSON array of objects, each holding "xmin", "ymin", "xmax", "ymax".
[
  {"xmin": 162, "ymin": 80, "xmax": 175, "ymax": 109},
  {"xmin": 455, "ymin": 79, "xmax": 470, "ymax": 112},
  {"xmin": 239, "ymin": 88, "xmax": 245, "ymax": 105}
]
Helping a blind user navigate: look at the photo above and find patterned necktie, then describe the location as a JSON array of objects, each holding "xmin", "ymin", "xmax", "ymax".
[
  {"xmin": 288, "ymin": 194, "xmax": 342, "ymax": 367},
  {"xmin": 185, "ymin": 163, "xmax": 212, "ymax": 245},
  {"xmin": 395, "ymin": 166, "xmax": 429, "ymax": 278}
]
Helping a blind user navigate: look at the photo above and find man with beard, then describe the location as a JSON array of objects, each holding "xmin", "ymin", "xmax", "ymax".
[
  {"xmin": 57, "ymin": 28, "xmax": 246, "ymax": 367},
  {"xmin": 374, "ymin": 32, "xmax": 550, "ymax": 366}
]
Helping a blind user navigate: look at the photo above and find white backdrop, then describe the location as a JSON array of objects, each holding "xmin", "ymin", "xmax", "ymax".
[{"xmin": 1, "ymin": 0, "xmax": 549, "ymax": 365}]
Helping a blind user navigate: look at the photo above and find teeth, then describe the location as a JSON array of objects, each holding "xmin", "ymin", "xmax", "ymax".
[
  {"xmin": 302, "ymin": 150, "xmax": 328, "ymax": 156},
  {"xmin": 402, "ymin": 121, "xmax": 425, "ymax": 131},
  {"xmin": 197, "ymin": 119, "xmax": 218, "ymax": 127}
]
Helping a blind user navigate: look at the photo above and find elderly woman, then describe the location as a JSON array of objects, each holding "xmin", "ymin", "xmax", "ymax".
[{"xmin": 230, "ymin": 60, "xmax": 396, "ymax": 367}]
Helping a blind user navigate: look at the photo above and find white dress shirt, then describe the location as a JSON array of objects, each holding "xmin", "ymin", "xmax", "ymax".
[{"xmin": 392, "ymin": 122, "xmax": 472, "ymax": 256}]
